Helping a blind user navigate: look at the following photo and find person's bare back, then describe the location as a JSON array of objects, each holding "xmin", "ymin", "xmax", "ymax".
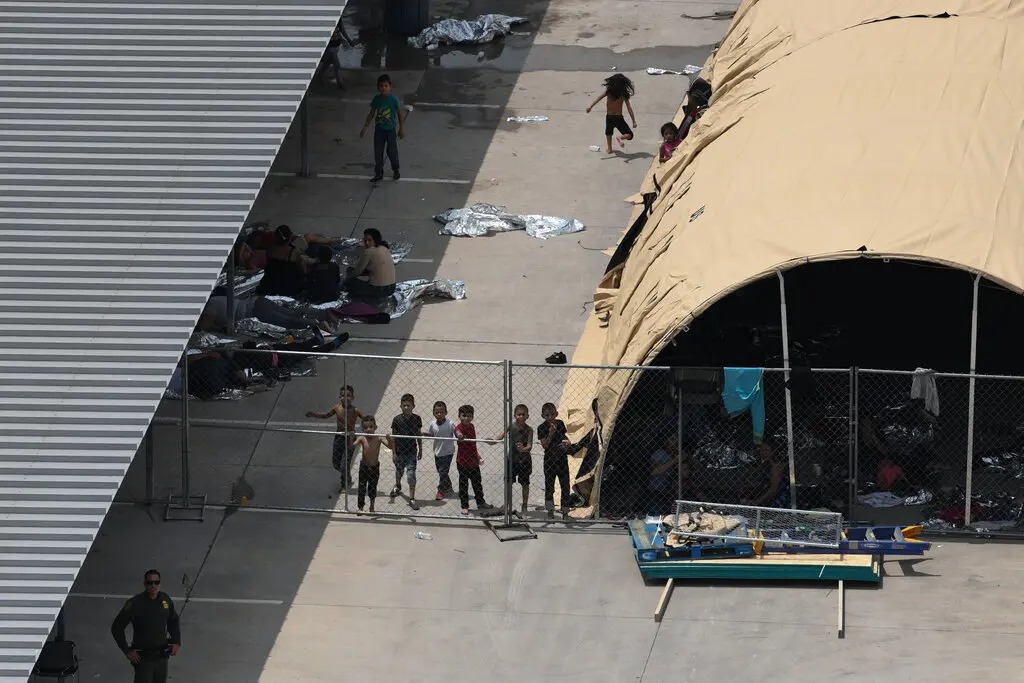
[{"xmin": 606, "ymin": 96, "xmax": 626, "ymax": 116}]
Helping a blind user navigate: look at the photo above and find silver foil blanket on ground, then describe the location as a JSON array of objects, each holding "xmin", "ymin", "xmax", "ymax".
[
  {"xmin": 408, "ymin": 14, "xmax": 527, "ymax": 49},
  {"xmin": 434, "ymin": 203, "xmax": 585, "ymax": 239},
  {"xmin": 646, "ymin": 66, "xmax": 703, "ymax": 76},
  {"xmin": 267, "ymin": 278, "xmax": 466, "ymax": 321}
]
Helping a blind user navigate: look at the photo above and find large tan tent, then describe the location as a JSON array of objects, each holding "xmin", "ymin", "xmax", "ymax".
[{"xmin": 566, "ymin": 0, "xmax": 1024, "ymax": 514}]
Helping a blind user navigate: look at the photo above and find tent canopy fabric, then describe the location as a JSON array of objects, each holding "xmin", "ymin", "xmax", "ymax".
[{"xmin": 568, "ymin": 0, "xmax": 1024, "ymax": 501}]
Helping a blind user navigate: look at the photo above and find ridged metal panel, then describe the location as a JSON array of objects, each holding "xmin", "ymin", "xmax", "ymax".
[{"xmin": 0, "ymin": 1, "xmax": 345, "ymax": 679}]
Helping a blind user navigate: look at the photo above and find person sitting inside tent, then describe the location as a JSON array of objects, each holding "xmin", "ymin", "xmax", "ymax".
[{"xmin": 742, "ymin": 441, "xmax": 791, "ymax": 509}]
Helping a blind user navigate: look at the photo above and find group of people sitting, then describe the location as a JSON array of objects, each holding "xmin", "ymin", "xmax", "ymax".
[
  {"xmin": 658, "ymin": 77, "xmax": 712, "ymax": 163},
  {"xmin": 199, "ymin": 224, "xmax": 399, "ymax": 339}
]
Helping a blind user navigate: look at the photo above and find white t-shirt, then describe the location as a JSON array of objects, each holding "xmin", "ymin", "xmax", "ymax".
[{"xmin": 428, "ymin": 418, "xmax": 456, "ymax": 458}]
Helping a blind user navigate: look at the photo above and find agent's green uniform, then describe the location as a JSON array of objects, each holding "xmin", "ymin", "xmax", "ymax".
[{"xmin": 111, "ymin": 591, "xmax": 181, "ymax": 683}]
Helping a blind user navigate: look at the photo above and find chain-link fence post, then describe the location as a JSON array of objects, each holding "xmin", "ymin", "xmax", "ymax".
[
  {"xmin": 166, "ymin": 354, "xmax": 205, "ymax": 520},
  {"xmin": 144, "ymin": 428, "xmax": 153, "ymax": 501},
  {"xmin": 965, "ymin": 274, "xmax": 980, "ymax": 526},
  {"xmin": 503, "ymin": 360, "xmax": 513, "ymax": 526},
  {"xmin": 182, "ymin": 356, "xmax": 191, "ymax": 507},
  {"xmin": 852, "ymin": 367, "xmax": 859, "ymax": 511},
  {"xmin": 676, "ymin": 375, "xmax": 684, "ymax": 504},
  {"xmin": 343, "ymin": 356, "xmax": 350, "ymax": 513},
  {"xmin": 848, "ymin": 367, "xmax": 856, "ymax": 516}
]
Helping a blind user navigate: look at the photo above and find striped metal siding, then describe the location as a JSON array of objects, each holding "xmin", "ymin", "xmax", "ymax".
[{"xmin": 0, "ymin": 1, "xmax": 344, "ymax": 679}]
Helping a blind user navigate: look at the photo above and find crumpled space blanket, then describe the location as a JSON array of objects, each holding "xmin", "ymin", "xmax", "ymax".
[
  {"xmin": 434, "ymin": 203, "xmax": 585, "ymax": 239},
  {"xmin": 408, "ymin": 14, "xmax": 527, "ymax": 49},
  {"xmin": 267, "ymin": 278, "xmax": 466, "ymax": 322}
]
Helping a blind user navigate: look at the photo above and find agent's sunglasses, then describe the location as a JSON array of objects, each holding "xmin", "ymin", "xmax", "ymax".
[{"xmin": 145, "ymin": 580, "xmax": 161, "ymax": 586}]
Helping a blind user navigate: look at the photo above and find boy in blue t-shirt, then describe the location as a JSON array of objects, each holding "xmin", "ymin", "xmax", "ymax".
[{"xmin": 360, "ymin": 73, "xmax": 406, "ymax": 182}]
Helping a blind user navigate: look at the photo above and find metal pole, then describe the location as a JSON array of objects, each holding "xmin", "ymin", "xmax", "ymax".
[
  {"xmin": 343, "ymin": 358, "xmax": 349, "ymax": 513},
  {"xmin": 504, "ymin": 360, "xmax": 513, "ymax": 526},
  {"xmin": 181, "ymin": 356, "xmax": 191, "ymax": 509},
  {"xmin": 853, "ymin": 367, "xmax": 859, "ymax": 511},
  {"xmin": 676, "ymin": 377, "xmax": 684, "ymax": 504},
  {"xmin": 299, "ymin": 97, "xmax": 310, "ymax": 177},
  {"xmin": 776, "ymin": 270, "xmax": 797, "ymax": 509},
  {"xmin": 847, "ymin": 367, "xmax": 856, "ymax": 517},
  {"xmin": 225, "ymin": 247, "xmax": 236, "ymax": 333},
  {"xmin": 145, "ymin": 425, "xmax": 155, "ymax": 502},
  {"xmin": 965, "ymin": 273, "xmax": 980, "ymax": 526}
]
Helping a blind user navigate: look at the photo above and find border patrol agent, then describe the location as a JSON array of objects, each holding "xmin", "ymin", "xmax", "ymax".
[{"xmin": 111, "ymin": 569, "xmax": 181, "ymax": 683}]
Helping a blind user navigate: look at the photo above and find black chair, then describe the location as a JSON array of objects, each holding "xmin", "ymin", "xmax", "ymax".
[{"xmin": 31, "ymin": 639, "xmax": 79, "ymax": 682}]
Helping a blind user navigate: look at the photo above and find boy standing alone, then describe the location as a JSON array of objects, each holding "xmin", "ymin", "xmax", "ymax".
[{"xmin": 360, "ymin": 73, "xmax": 406, "ymax": 182}]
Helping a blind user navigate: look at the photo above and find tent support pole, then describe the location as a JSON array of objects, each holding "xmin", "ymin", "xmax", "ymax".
[
  {"xmin": 965, "ymin": 273, "xmax": 980, "ymax": 526},
  {"xmin": 777, "ymin": 270, "xmax": 797, "ymax": 509}
]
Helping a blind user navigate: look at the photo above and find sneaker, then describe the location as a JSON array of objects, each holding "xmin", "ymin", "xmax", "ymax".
[
  {"xmin": 370, "ymin": 174, "xmax": 383, "ymax": 183},
  {"xmin": 435, "ymin": 489, "xmax": 444, "ymax": 501},
  {"xmin": 393, "ymin": 170, "xmax": 401, "ymax": 181},
  {"xmin": 462, "ymin": 508, "xmax": 470, "ymax": 515},
  {"xmin": 409, "ymin": 499, "xmax": 419, "ymax": 511},
  {"xmin": 478, "ymin": 502, "xmax": 494, "ymax": 510},
  {"xmin": 389, "ymin": 485, "xmax": 401, "ymax": 501}
]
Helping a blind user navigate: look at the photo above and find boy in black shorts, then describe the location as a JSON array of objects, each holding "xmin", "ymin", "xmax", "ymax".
[{"xmin": 498, "ymin": 404, "xmax": 533, "ymax": 514}]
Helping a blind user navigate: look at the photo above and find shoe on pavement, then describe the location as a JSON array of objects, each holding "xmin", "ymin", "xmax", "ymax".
[
  {"xmin": 435, "ymin": 489, "xmax": 444, "ymax": 501},
  {"xmin": 393, "ymin": 170, "xmax": 401, "ymax": 180},
  {"xmin": 370, "ymin": 174, "xmax": 383, "ymax": 183}
]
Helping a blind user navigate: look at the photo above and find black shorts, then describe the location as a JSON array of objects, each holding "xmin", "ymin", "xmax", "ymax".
[
  {"xmin": 605, "ymin": 115, "xmax": 633, "ymax": 137},
  {"xmin": 507, "ymin": 457, "xmax": 532, "ymax": 484}
]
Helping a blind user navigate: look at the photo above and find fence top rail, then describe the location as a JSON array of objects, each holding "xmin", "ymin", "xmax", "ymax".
[
  {"xmin": 859, "ymin": 368, "xmax": 1024, "ymax": 381},
  {"xmin": 510, "ymin": 362, "xmax": 670, "ymax": 371},
  {"xmin": 231, "ymin": 348, "xmax": 505, "ymax": 366}
]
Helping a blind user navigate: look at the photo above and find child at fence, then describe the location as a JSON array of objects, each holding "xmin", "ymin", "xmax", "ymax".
[
  {"xmin": 389, "ymin": 393, "xmax": 423, "ymax": 510},
  {"xmin": 353, "ymin": 415, "xmax": 392, "ymax": 512},
  {"xmin": 425, "ymin": 401, "xmax": 456, "ymax": 500},
  {"xmin": 495, "ymin": 405, "xmax": 533, "ymax": 515},
  {"xmin": 586, "ymin": 73, "xmax": 637, "ymax": 154},
  {"xmin": 454, "ymin": 405, "xmax": 498, "ymax": 515},
  {"xmin": 538, "ymin": 403, "xmax": 572, "ymax": 518},
  {"xmin": 306, "ymin": 385, "xmax": 364, "ymax": 493}
]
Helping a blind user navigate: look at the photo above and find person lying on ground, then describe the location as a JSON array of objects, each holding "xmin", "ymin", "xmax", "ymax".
[
  {"xmin": 344, "ymin": 228, "xmax": 396, "ymax": 302},
  {"xmin": 198, "ymin": 294, "xmax": 345, "ymax": 336},
  {"xmin": 232, "ymin": 334, "xmax": 349, "ymax": 378},
  {"xmin": 658, "ymin": 122, "xmax": 682, "ymax": 162},
  {"xmin": 586, "ymin": 74, "xmax": 637, "ymax": 154},
  {"xmin": 234, "ymin": 242, "xmax": 267, "ymax": 275}
]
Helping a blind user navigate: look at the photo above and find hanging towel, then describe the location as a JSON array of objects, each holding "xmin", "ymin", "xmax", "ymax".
[
  {"xmin": 722, "ymin": 367, "xmax": 765, "ymax": 443},
  {"xmin": 911, "ymin": 368, "xmax": 940, "ymax": 416}
]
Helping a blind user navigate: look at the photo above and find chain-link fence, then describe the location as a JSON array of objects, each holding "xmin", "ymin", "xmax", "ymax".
[
  {"xmin": 134, "ymin": 355, "xmax": 1024, "ymax": 536},
  {"xmin": 854, "ymin": 370, "xmax": 967, "ymax": 528}
]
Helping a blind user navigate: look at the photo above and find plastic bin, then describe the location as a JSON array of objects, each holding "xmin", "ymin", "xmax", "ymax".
[{"xmin": 384, "ymin": 0, "xmax": 430, "ymax": 36}]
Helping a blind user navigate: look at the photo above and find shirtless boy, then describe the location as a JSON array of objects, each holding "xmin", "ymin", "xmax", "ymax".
[
  {"xmin": 306, "ymin": 384, "xmax": 365, "ymax": 492},
  {"xmin": 352, "ymin": 415, "xmax": 393, "ymax": 512}
]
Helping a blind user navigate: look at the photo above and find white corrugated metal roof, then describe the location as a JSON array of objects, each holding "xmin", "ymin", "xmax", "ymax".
[{"xmin": 0, "ymin": 1, "xmax": 345, "ymax": 679}]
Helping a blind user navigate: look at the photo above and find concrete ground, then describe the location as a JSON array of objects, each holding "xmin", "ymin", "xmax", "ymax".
[{"xmin": 63, "ymin": 0, "xmax": 1024, "ymax": 681}]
